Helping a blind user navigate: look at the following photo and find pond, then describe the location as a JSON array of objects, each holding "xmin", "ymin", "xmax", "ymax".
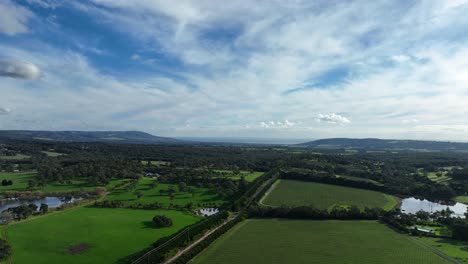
[
  {"xmin": 0, "ymin": 196, "xmax": 81, "ymax": 213},
  {"xmin": 400, "ymin": 197, "xmax": 467, "ymax": 218},
  {"xmin": 196, "ymin": 208, "xmax": 219, "ymax": 217}
]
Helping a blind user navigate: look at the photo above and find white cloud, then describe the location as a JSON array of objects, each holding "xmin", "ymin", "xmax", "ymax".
[
  {"xmin": 259, "ymin": 120, "xmax": 296, "ymax": 129},
  {"xmin": 391, "ymin": 55, "xmax": 410, "ymax": 62},
  {"xmin": 0, "ymin": 59, "xmax": 41, "ymax": 79},
  {"xmin": 0, "ymin": 1, "xmax": 34, "ymax": 35},
  {"xmin": 317, "ymin": 113, "xmax": 351, "ymax": 125},
  {"xmin": 0, "ymin": 107, "xmax": 11, "ymax": 115},
  {"xmin": 402, "ymin": 119, "xmax": 419, "ymax": 124}
]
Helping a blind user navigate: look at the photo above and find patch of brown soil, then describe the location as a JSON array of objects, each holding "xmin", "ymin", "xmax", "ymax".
[{"xmin": 68, "ymin": 243, "xmax": 90, "ymax": 254}]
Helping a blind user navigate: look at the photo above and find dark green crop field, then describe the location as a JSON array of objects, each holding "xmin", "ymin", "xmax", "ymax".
[
  {"xmin": 261, "ymin": 179, "xmax": 397, "ymax": 210},
  {"xmin": 192, "ymin": 219, "xmax": 452, "ymax": 264}
]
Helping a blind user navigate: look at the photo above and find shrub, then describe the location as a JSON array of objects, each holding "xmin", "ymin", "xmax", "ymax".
[
  {"xmin": 152, "ymin": 215, "xmax": 173, "ymax": 228},
  {"xmin": 0, "ymin": 239, "xmax": 11, "ymax": 261}
]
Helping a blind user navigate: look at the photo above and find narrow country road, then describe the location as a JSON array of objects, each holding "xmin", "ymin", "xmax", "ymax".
[
  {"xmin": 161, "ymin": 213, "xmax": 239, "ymax": 264},
  {"xmin": 163, "ymin": 175, "xmax": 277, "ymax": 264}
]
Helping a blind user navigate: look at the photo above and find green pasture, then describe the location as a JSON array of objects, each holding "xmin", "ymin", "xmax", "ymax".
[
  {"xmin": 2, "ymin": 207, "xmax": 200, "ymax": 264},
  {"xmin": 417, "ymin": 237, "xmax": 468, "ymax": 263},
  {"xmin": 261, "ymin": 179, "xmax": 397, "ymax": 210}
]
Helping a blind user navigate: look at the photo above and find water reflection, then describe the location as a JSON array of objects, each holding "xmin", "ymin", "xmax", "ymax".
[{"xmin": 400, "ymin": 197, "xmax": 467, "ymax": 218}]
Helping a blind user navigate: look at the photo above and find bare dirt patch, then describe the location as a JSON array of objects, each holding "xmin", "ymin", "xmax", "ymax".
[{"xmin": 68, "ymin": 243, "xmax": 90, "ymax": 254}]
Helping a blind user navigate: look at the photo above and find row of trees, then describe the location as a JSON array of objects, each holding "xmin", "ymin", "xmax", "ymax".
[{"xmin": 248, "ymin": 205, "xmax": 385, "ymax": 220}]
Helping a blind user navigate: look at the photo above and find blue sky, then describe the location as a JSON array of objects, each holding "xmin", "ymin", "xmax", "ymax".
[{"xmin": 1, "ymin": 0, "xmax": 468, "ymax": 140}]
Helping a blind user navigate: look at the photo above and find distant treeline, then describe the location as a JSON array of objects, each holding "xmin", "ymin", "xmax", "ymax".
[{"xmin": 280, "ymin": 169, "xmax": 456, "ymax": 201}]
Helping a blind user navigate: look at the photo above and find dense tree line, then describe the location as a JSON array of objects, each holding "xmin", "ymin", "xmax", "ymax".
[
  {"xmin": 248, "ymin": 205, "xmax": 385, "ymax": 220},
  {"xmin": 35, "ymin": 159, "xmax": 143, "ymax": 185}
]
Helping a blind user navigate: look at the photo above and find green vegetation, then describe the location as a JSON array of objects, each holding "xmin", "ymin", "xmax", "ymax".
[
  {"xmin": 3, "ymin": 207, "xmax": 200, "ymax": 264},
  {"xmin": 105, "ymin": 177, "xmax": 224, "ymax": 207},
  {"xmin": 212, "ymin": 170, "xmax": 263, "ymax": 182},
  {"xmin": 41, "ymin": 151, "xmax": 66, "ymax": 157},
  {"xmin": 336, "ymin": 175, "xmax": 384, "ymax": 186},
  {"xmin": 261, "ymin": 180, "xmax": 397, "ymax": 210},
  {"xmin": 141, "ymin": 160, "xmax": 171, "ymax": 166},
  {"xmin": 456, "ymin": 196, "xmax": 468, "ymax": 203},
  {"xmin": 415, "ymin": 225, "xmax": 452, "ymax": 237},
  {"xmin": 0, "ymin": 172, "xmax": 35, "ymax": 191},
  {"xmin": 417, "ymin": 237, "xmax": 468, "ymax": 263},
  {"xmin": 193, "ymin": 219, "xmax": 451, "ymax": 264},
  {"xmin": 427, "ymin": 172, "xmax": 451, "ymax": 185},
  {"xmin": 0, "ymin": 154, "xmax": 30, "ymax": 160},
  {"xmin": 0, "ymin": 172, "xmax": 123, "ymax": 193}
]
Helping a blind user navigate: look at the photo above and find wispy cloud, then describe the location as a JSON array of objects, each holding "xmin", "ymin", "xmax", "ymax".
[
  {"xmin": 0, "ymin": 107, "xmax": 11, "ymax": 115},
  {"xmin": 1, "ymin": 1, "xmax": 468, "ymax": 140},
  {"xmin": 0, "ymin": 0, "xmax": 34, "ymax": 35}
]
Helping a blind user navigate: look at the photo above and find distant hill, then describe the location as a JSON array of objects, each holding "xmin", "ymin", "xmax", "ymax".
[
  {"xmin": 297, "ymin": 138, "xmax": 468, "ymax": 152},
  {"xmin": 0, "ymin": 130, "xmax": 181, "ymax": 144}
]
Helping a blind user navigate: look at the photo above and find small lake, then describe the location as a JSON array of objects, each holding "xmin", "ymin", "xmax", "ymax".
[
  {"xmin": 196, "ymin": 208, "xmax": 219, "ymax": 217},
  {"xmin": 0, "ymin": 197, "xmax": 80, "ymax": 212},
  {"xmin": 400, "ymin": 197, "xmax": 467, "ymax": 218}
]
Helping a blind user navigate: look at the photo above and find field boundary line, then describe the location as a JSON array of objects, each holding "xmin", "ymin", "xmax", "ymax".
[
  {"xmin": 407, "ymin": 236, "xmax": 460, "ymax": 264},
  {"xmin": 258, "ymin": 178, "xmax": 280, "ymax": 206}
]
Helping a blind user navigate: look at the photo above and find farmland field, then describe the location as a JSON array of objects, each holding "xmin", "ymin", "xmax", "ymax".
[
  {"xmin": 212, "ymin": 170, "xmax": 263, "ymax": 182},
  {"xmin": 261, "ymin": 179, "xmax": 397, "ymax": 210},
  {"xmin": 192, "ymin": 219, "xmax": 452, "ymax": 264},
  {"xmin": 2, "ymin": 207, "xmax": 200, "ymax": 264},
  {"xmin": 416, "ymin": 237, "xmax": 468, "ymax": 263}
]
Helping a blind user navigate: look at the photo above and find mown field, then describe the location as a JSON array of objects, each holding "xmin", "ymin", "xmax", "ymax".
[
  {"xmin": 0, "ymin": 154, "xmax": 30, "ymax": 160},
  {"xmin": 261, "ymin": 180, "xmax": 397, "ymax": 210},
  {"xmin": 105, "ymin": 177, "xmax": 225, "ymax": 207},
  {"xmin": 212, "ymin": 170, "xmax": 263, "ymax": 182},
  {"xmin": 2, "ymin": 207, "xmax": 200, "ymax": 264},
  {"xmin": 416, "ymin": 237, "xmax": 468, "ymax": 263},
  {"xmin": 192, "ymin": 219, "xmax": 452, "ymax": 264}
]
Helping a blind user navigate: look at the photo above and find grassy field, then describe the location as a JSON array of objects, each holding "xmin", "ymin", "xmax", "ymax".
[
  {"xmin": 106, "ymin": 177, "xmax": 225, "ymax": 207},
  {"xmin": 0, "ymin": 154, "xmax": 30, "ymax": 160},
  {"xmin": 456, "ymin": 196, "xmax": 468, "ymax": 203},
  {"xmin": 0, "ymin": 172, "xmax": 36, "ymax": 191},
  {"xmin": 41, "ymin": 151, "xmax": 66, "ymax": 157},
  {"xmin": 261, "ymin": 180, "xmax": 397, "ymax": 210},
  {"xmin": 427, "ymin": 172, "xmax": 451, "ymax": 185},
  {"xmin": 212, "ymin": 170, "xmax": 263, "ymax": 182},
  {"xmin": 417, "ymin": 237, "xmax": 468, "ymax": 263},
  {"xmin": 3, "ymin": 207, "xmax": 200, "ymax": 264},
  {"xmin": 192, "ymin": 219, "xmax": 451, "ymax": 264}
]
